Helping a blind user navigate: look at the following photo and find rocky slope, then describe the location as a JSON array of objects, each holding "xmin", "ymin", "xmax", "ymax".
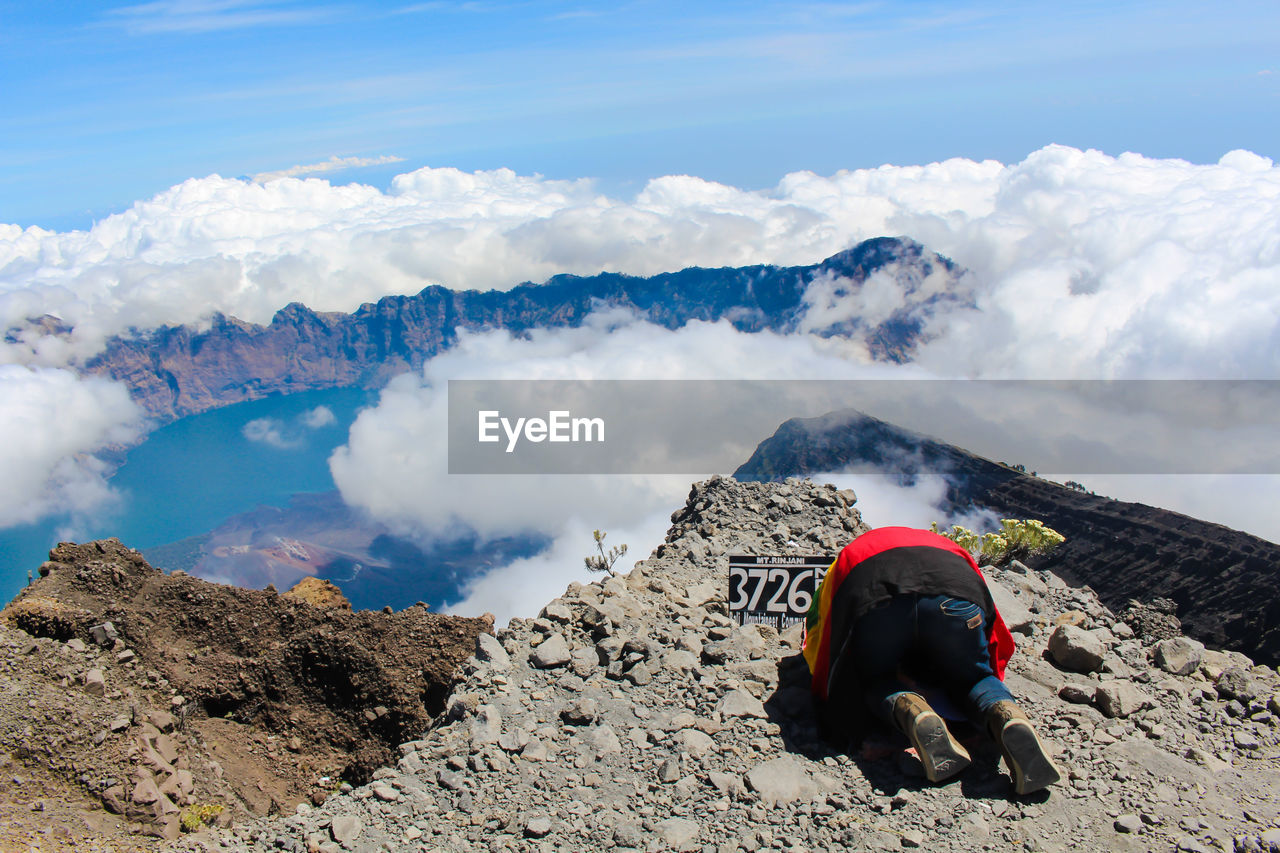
[
  {"xmin": 175, "ymin": 477, "xmax": 1280, "ymax": 853},
  {"xmin": 735, "ymin": 409, "xmax": 1280, "ymax": 667},
  {"xmin": 83, "ymin": 238, "xmax": 961, "ymax": 422},
  {"xmin": 0, "ymin": 541, "xmax": 490, "ymax": 849}
]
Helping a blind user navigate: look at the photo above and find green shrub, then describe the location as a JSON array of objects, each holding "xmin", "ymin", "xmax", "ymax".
[
  {"xmin": 179, "ymin": 803, "xmax": 225, "ymax": 832},
  {"xmin": 931, "ymin": 518, "xmax": 1064, "ymax": 566}
]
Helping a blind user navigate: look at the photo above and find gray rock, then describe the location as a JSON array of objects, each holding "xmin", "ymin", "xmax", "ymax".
[
  {"xmin": 1114, "ymin": 814, "xmax": 1142, "ymax": 833},
  {"xmin": 658, "ymin": 758, "xmax": 681, "ymax": 783},
  {"xmin": 1216, "ymin": 668, "xmax": 1264, "ymax": 703},
  {"xmin": 656, "ymin": 817, "xmax": 700, "ymax": 851},
  {"xmin": 562, "ymin": 697, "xmax": 599, "ymax": 725},
  {"xmin": 744, "ymin": 757, "xmax": 817, "ymax": 807},
  {"xmin": 586, "ymin": 724, "xmax": 622, "ymax": 757},
  {"xmin": 540, "ymin": 602, "xmax": 572, "ymax": 623},
  {"xmin": 1153, "ymin": 637, "xmax": 1204, "ymax": 676},
  {"xmin": 1048, "ymin": 625, "xmax": 1106, "ymax": 673},
  {"xmin": 475, "ymin": 633, "xmax": 511, "ymax": 671},
  {"xmin": 498, "ymin": 729, "xmax": 530, "ymax": 752},
  {"xmin": 1096, "ymin": 682, "xmax": 1151, "ymax": 718},
  {"xmin": 446, "ymin": 692, "xmax": 480, "ymax": 720},
  {"xmin": 614, "ymin": 823, "xmax": 644, "ymax": 847},
  {"xmin": 530, "ymin": 634, "xmax": 572, "ymax": 669},
  {"xmin": 89, "ymin": 622, "xmax": 118, "ymax": 647},
  {"xmin": 674, "ymin": 729, "xmax": 715, "ymax": 758},
  {"xmin": 707, "ymin": 771, "xmax": 745, "ymax": 799},
  {"xmin": 663, "ymin": 650, "xmax": 699, "ymax": 672},
  {"xmin": 524, "ymin": 816, "xmax": 553, "ymax": 838},
  {"xmin": 330, "ymin": 815, "xmax": 362, "ymax": 844},
  {"xmin": 470, "ymin": 704, "xmax": 502, "ymax": 744},
  {"xmin": 1233, "ymin": 730, "xmax": 1260, "ymax": 750},
  {"xmin": 83, "ymin": 668, "xmax": 105, "ymax": 696},
  {"xmin": 370, "ymin": 781, "xmax": 399, "ymax": 802},
  {"xmin": 570, "ymin": 646, "xmax": 599, "ymax": 677},
  {"xmin": 685, "ymin": 582, "xmax": 719, "ymax": 607},
  {"xmin": 989, "ymin": 580, "xmax": 1035, "ymax": 635},
  {"xmin": 436, "ymin": 769, "xmax": 465, "ymax": 791},
  {"xmin": 717, "ymin": 689, "xmax": 767, "ymax": 719},
  {"xmin": 626, "ymin": 661, "xmax": 654, "ymax": 685},
  {"xmin": 521, "ymin": 738, "xmax": 550, "ymax": 762},
  {"xmin": 1058, "ymin": 683, "xmax": 1096, "ymax": 704}
]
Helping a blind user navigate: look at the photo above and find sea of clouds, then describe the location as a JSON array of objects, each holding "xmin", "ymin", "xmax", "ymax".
[{"xmin": 2, "ymin": 145, "xmax": 1278, "ymax": 618}]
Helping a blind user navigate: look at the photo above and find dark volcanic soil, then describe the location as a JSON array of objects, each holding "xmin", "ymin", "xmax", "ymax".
[{"xmin": 0, "ymin": 539, "xmax": 489, "ymax": 849}]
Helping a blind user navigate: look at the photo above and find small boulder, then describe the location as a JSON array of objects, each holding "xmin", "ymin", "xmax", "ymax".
[
  {"xmin": 1058, "ymin": 683, "xmax": 1096, "ymax": 705},
  {"xmin": 744, "ymin": 757, "xmax": 818, "ymax": 807},
  {"xmin": 330, "ymin": 815, "xmax": 362, "ymax": 844},
  {"xmin": 1216, "ymin": 667, "xmax": 1264, "ymax": 703},
  {"xmin": 988, "ymin": 580, "xmax": 1034, "ymax": 635},
  {"xmin": 530, "ymin": 634, "xmax": 571, "ymax": 669},
  {"xmin": 83, "ymin": 669, "xmax": 106, "ymax": 696},
  {"xmin": 524, "ymin": 817, "xmax": 553, "ymax": 838},
  {"xmin": 717, "ymin": 689, "xmax": 767, "ymax": 719},
  {"xmin": 1153, "ymin": 637, "xmax": 1204, "ymax": 676},
  {"xmin": 475, "ymin": 633, "xmax": 511, "ymax": 671},
  {"xmin": 1095, "ymin": 682, "xmax": 1150, "ymax": 718},
  {"xmin": 656, "ymin": 817, "xmax": 700, "ymax": 851},
  {"xmin": 1048, "ymin": 625, "xmax": 1105, "ymax": 673},
  {"xmin": 561, "ymin": 698, "xmax": 598, "ymax": 726}
]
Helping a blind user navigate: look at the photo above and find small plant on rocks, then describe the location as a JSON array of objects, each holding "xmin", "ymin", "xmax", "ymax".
[
  {"xmin": 179, "ymin": 803, "xmax": 225, "ymax": 832},
  {"xmin": 584, "ymin": 529, "xmax": 627, "ymax": 577},
  {"xmin": 931, "ymin": 518, "xmax": 1065, "ymax": 566}
]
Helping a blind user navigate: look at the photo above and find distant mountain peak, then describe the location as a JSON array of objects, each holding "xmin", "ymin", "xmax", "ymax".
[{"xmin": 84, "ymin": 237, "xmax": 966, "ymax": 422}]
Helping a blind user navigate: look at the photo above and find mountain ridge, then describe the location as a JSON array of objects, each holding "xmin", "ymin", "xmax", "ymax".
[
  {"xmin": 735, "ymin": 408, "xmax": 1280, "ymax": 666},
  {"xmin": 82, "ymin": 237, "xmax": 963, "ymax": 422}
]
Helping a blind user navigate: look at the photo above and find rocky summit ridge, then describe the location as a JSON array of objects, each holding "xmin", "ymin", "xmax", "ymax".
[{"xmin": 175, "ymin": 477, "xmax": 1280, "ymax": 853}]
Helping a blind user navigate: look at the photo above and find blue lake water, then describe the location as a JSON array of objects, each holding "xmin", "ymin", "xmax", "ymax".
[{"xmin": 0, "ymin": 387, "xmax": 374, "ymax": 604}]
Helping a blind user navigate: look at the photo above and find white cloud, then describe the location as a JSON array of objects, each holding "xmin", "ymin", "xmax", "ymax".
[
  {"xmin": 3, "ymin": 145, "xmax": 1279, "ymax": 553},
  {"xmin": 0, "ymin": 366, "xmax": 143, "ymax": 527},
  {"xmin": 443, "ymin": 513, "xmax": 669, "ymax": 625},
  {"xmin": 328, "ymin": 311, "xmax": 888, "ymax": 619},
  {"xmin": 105, "ymin": 1, "xmax": 331, "ymax": 35},
  {"xmin": 242, "ymin": 405, "xmax": 337, "ymax": 447},
  {"xmin": 252, "ymin": 155, "xmax": 406, "ymax": 183},
  {"xmin": 302, "ymin": 405, "xmax": 336, "ymax": 428},
  {"xmin": 242, "ymin": 416, "xmax": 298, "ymax": 448},
  {"xmin": 4, "ymin": 145, "xmax": 1276, "ymax": 385}
]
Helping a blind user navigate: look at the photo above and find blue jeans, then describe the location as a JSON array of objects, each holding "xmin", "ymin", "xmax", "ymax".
[{"xmin": 848, "ymin": 593, "xmax": 1013, "ymax": 724}]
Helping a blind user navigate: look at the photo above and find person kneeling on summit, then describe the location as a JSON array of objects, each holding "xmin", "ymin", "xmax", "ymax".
[{"xmin": 803, "ymin": 526, "xmax": 1061, "ymax": 795}]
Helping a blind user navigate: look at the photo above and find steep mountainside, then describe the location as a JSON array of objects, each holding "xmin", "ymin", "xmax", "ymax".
[
  {"xmin": 178, "ymin": 476, "xmax": 1280, "ymax": 853},
  {"xmin": 735, "ymin": 410, "xmax": 1280, "ymax": 666},
  {"xmin": 83, "ymin": 238, "xmax": 962, "ymax": 422}
]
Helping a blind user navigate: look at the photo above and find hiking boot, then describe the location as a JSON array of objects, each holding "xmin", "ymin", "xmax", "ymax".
[
  {"xmin": 985, "ymin": 700, "xmax": 1062, "ymax": 795},
  {"xmin": 891, "ymin": 692, "xmax": 971, "ymax": 783}
]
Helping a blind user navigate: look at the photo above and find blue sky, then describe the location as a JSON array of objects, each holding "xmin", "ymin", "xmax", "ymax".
[{"xmin": 2, "ymin": 0, "xmax": 1277, "ymax": 230}]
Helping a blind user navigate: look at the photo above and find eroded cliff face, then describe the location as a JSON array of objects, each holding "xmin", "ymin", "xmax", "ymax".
[
  {"xmin": 0, "ymin": 539, "xmax": 490, "ymax": 847},
  {"xmin": 83, "ymin": 238, "xmax": 963, "ymax": 422}
]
